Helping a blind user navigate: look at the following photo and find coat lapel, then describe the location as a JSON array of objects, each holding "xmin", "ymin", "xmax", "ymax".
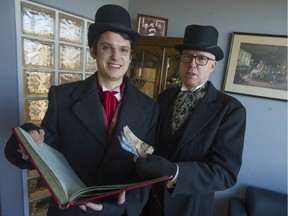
[
  {"xmin": 174, "ymin": 82, "xmax": 222, "ymax": 153},
  {"xmin": 71, "ymin": 74, "xmax": 107, "ymax": 147},
  {"xmin": 70, "ymin": 75, "xmax": 155, "ymax": 149},
  {"xmin": 113, "ymin": 78, "xmax": 146, "ymax": 135},
  {"xmin": 158, "ymin": 88, "xmax": 180, "ymax": 125}
]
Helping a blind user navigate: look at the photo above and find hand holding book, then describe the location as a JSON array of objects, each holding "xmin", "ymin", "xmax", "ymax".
[
  {"xmin": 79, "ymin": 191, "xmax": 125, "ymax": 215},
  {"xmin": 134, "ymin": 154, "xmax": 177, "ymax": 180},
  {"xmin": 13, "ymin": 126, "xmax": 172, "ymax": 209},
  {"xmin": 29, "ymin": 129, "xmax": 45, "ymax": 146},
  {"xmin": 18, "ymin": 129, "xmax": 45, "ymax": 160}
]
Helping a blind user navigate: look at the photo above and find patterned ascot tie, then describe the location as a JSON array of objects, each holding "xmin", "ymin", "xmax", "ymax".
[{"xmin": 171, "ymin": 83, "xmax": 208, "ymax": 134}]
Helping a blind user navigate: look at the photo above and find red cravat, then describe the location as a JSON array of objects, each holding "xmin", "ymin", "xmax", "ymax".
[
  {"xmin": 98, "ymin": 82, "xmax": 123, "ymax": 125},
  {"xmin": 99, "ymin": 90, "xmax": 119, "ymax": 125}
]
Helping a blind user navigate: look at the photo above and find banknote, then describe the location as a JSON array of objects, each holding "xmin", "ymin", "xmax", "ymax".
[
  {"xmin": 118, "ymin": 131, "xmax": 138, "ymax": 156},
  {"xmin": 118, "ymin": 126, "xmax": 154, "ymax": 156}
]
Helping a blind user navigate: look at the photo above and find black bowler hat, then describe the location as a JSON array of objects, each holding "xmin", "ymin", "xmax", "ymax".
[
  {"xmin": 175, "ymin": 25, "xmax": 224, "ymax": 61},
  {"xmin": 88, "ymin": 4, "xmax": 140, "ymax": 48}
]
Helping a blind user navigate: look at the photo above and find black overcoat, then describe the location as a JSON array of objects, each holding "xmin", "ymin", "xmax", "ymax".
[
  {"xmin": 154, "ymin": 81, "xmax": 246, "ymax": 216},
  {"xmin": 5, "ymin": 73, "xmax": 159, "ymax": 216}
]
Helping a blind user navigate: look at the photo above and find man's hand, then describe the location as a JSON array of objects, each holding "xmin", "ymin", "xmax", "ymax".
[
  {"xmin": 79, "ymin": 191, "xmax": 126, "ymax": 216},
  {"xmin": 29, "ymin": 129, "xmax": 45, "ymax": 146},
  {"xmin": 134, "ymin": 154, "xmax": 177, "ymax": 179},
  {"xmin": 18, "ymin": 129, "xmax": 45, "ymax": 160}
]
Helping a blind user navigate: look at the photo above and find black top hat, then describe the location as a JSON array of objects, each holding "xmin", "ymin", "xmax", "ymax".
[
  {"xmin": 88, "ymin": 4, "xmax": 140, "ymax": 48},
  {"xmin": 175, "ymin": 25, "xmax": 224, "ymax": 61}
]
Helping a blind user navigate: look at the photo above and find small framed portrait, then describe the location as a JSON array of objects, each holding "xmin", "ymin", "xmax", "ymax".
[
  {"xmin": 136, "ymin": 14, "xmax": 168, "ymax": 37},
  {"xmin": 223, "ymin": 32, "xmax": 287, "ymax": 101}
]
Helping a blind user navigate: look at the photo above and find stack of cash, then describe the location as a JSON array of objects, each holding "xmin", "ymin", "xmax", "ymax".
[{"xmin": 119, "ymin": 126, "xmax": 154, "ymax": 156}]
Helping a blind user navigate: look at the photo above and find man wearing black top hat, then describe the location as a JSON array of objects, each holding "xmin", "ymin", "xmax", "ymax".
[
  {"xmin": 134, "ymin": 25, "xmax": 246, "ymax": 216},
  {"xmin": 5, "ymin": 4, "xmax": 159, "ymax": 216}
]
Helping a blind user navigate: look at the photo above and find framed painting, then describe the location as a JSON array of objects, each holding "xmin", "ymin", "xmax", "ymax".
[
  {"xmin": 137, "ymin": 14, "xmax": 168, "ymax": 37},
  {"xmin": 223, "ymin": 32, "xmax": 287, "ymax": 100}
]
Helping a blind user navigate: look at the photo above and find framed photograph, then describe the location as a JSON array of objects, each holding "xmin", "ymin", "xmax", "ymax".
[
  {"xmin": 137, "ymin": 14, "xmax": 168, "ymax": 37},
  {"xmin": 223, "ymin": 32, "xmax": 287, "ymax": 100}
]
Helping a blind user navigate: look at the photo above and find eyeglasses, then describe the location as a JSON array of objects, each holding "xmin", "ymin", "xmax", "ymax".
[
  {"xmin": 180, "ymin": 54, "xmax": 215, "ymax": 66},
  {"xmin": 98, "ymin": 43, "xmax": 132, "ymax": 56}
]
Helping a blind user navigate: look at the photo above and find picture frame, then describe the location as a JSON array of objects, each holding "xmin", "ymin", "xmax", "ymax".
[
  {"xmin": 223, "ymin": 32, "xmax": 287, "ymax": 101},
  {"xmin": 136, "ymin": 14, "xmax": 168, "ymax": 37}
]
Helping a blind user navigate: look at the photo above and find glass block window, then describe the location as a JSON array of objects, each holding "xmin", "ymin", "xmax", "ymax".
[
  {"xmin": 59, "ymin": 13, "xmax": 84, "ymax": 44},
  {"xmin": 59, "ymin": 72, "xmax": 83, "ymax": 84},
  {"xmin": 59, "ymin": 44, "xmax": 83, "ymax": 70},
  {"xmin": 24, "ymin": 70, "xmax": 54, "ymax": 96},
  {"xmin": 22, "ymin": 2, "xmax": 55, "ymax": 38},
  {"xmin": 15, "ymin": 1, "xmax": 97, "ymax": 215},
  {"xmin": 23, "ymin": 38, "xmax": 54, "ymax": 68},
  {"xmin": 16, "ymin": 0, "xmax": 97, "ymax": 126}
]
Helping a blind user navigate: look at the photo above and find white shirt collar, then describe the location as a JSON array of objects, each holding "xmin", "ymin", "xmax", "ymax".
[
  {"xmin": 102, "ymin": 85, "xmax": 120, "ymax": 92},
  {"xmin": 101, "ymin": 85, "xmax": 122, "ymax": 101},
  {"xmin": 181, "ymin": 83, "xmax": 206, "ymax": 92}
]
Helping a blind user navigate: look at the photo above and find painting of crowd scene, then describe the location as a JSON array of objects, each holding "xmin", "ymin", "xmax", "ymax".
[
  {"xmin": 233, "ymin": 43, "xmax": 287, "ymax": 91},
  {"xmin": 137, "ymin": 14, "xmax": 168, "ymax": 37}
]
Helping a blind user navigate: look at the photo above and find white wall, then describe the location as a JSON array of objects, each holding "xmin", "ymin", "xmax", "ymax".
[
  {"xmin": 0, "ymin": 0, "xmax": 287, "ymax": 215},
  {"xmin": 129, "ymin": 0, "xmax": 287, "ymax": 215}
]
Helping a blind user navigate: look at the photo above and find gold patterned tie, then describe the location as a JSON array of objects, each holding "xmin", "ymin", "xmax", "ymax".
[{"xmin": 171, "ymin": 84, "xmax": 207, "ymax": 134}]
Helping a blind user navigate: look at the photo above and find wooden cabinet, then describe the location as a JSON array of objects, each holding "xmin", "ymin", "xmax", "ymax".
[{"xmin": 128, "ymin": 36, "xmax": 183, "ymax": 100}]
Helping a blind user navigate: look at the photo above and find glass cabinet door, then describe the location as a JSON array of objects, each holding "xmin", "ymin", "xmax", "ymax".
[
  {"xmin": 161, "ymin": 47, "xmax": 181, "ymax": 92},
  {"xmin": 129, "ymin": 46, "xmax": 163, "ymax": 99},
  {"xmin": 128, "ymin": 36, "xmax": 183, "ymax": 100}
]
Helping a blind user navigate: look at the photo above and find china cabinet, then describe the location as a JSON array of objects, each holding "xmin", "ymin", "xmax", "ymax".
[{"xmin": 128, "ymin": 36, "xmax": 183, "ymax": 100}]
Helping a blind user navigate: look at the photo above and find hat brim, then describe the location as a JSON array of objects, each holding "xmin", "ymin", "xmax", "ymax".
[
  {"xmin": 175, "ymin": 44, "xmax": 224, "ymax": 61},
  {"xmin": 88, "ymin": 23, "xmax": 140, "ymax": 48}
]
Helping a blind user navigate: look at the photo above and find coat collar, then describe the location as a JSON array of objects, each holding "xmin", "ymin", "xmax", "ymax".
[
  {"xmin": 176, "ymin": 82, "xmax": 222, "ymax": 152},
  {"xmin": 70, "ymin": 73, "xmax": 146, "ymax": 148},
  {"xmin": 159, "ymin": 82, "xmax": 222, "ymax": 154},
  {"xmin": 71, "ymin": 73, "xmax": 107, "ymax": 147}
]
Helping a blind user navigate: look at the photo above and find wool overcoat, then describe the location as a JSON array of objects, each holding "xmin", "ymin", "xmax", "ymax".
[
  {"xmin": 150, "ymin": 81, "xmax": 246, "ymax": 216},
  {"xmin": 5, "ymin": 73, "xmax": 159, "ymax": 216}
]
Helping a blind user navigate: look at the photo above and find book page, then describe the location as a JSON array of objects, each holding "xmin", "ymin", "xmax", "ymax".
[
  {"xmin": 67, "ymin": 176, "xmax": 172, "ymax": 207},
  {"xmin": 14, "ymin": 127, "xmax": 86, "ymax": 205}
]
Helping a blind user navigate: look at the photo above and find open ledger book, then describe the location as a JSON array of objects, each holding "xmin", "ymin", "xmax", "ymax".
[{"xmin": 13, "ymin": 127, "xmax": 171, "ymax": 209}]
